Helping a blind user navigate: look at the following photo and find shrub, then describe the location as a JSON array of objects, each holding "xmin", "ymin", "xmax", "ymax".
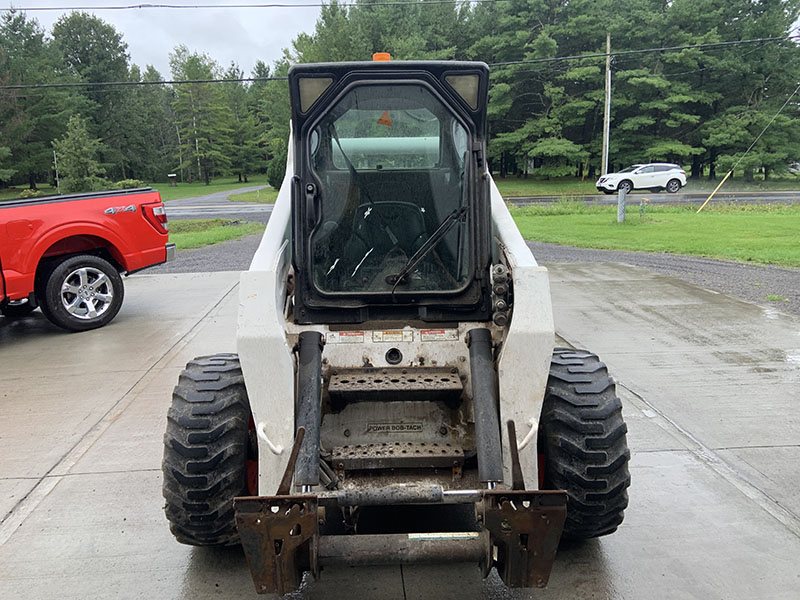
[
  {"xmin": 114, "ymin": 179, "xmax": 145, "ymax": 189},
  {"xmin": 18, "ymin": 189, "xmax": 45, "ymax": 199}
]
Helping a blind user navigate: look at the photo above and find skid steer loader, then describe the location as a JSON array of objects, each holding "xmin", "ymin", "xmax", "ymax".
[{"xmin": 162, "ymin": 59, "xmax": 631, "ymax": 595}]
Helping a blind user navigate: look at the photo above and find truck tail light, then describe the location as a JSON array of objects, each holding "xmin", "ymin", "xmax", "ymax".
[{"xmin": 143, "ymin": 202, "xmax": 169, "ymax": 234}]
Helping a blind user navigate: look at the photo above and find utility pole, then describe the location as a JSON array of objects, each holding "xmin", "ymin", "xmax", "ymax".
[
  {"xmin": 601, "ymin": 32, "xmax": 612, "ymax": 176},
  {"xmin": 53, "ymin": 150, "xmax": 61, "ymax": 194}
]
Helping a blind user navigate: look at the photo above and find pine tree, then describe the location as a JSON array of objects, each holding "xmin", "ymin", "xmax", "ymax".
[
  {"xmin": 170, "ymin": 46, "xmax": 233, "ymax": 184},
  {"xmin": 52, "ymin": 115, "xmax": 107, "ymax": 193}
]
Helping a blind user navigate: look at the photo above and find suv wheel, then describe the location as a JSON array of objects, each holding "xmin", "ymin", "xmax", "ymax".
[
  {"xmin": 665, "ymin": 179, "xmax": 681, "ymax": 193},
  {"xmin": 617, "ymin": 180, "xmax": 633, "ymax": 194}
]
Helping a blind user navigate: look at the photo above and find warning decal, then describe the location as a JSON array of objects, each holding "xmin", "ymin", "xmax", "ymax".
[
  {"xmin": 372, "ymin": 330, "xmax": 413, "ymax": 343},
  {"xmin": 326, "ymin": 331, "xmax": 364, "ymax": 344},
  {"xmin": 376, "ymin": 110, "xmax": 393, "ymax": 126},
  {"xmin": 420, "ymin": 329, "xmax": 459, "ymax": 342}
]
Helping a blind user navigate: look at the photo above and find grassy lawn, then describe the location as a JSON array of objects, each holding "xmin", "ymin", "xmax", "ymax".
[
  {"xmin": 2, "ymin": 178, "xmax": 266, "ymax": 202},
  {"xmin": 0, "ymin": 184, "xmax": 58, "ymax": 201},
  {"xmin": 511, "ymin": 202, "xmax": 800, "ymax": 268},
  {"xmin": 227, "ymin": 186, "xmax": 278, "ymax": 203},
  {"xmin": 169, "ymin": 218, "xmax": 265, "ymax": 250},
  {"xmin": 155, "ymin": 177, "xmax": 268, "ymax": 202},
  {"xmin": 493, "ymin": 175, "xmax": 800, "ymax": 197}
]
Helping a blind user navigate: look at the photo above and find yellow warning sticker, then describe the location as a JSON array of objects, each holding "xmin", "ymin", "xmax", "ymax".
[{"xmin": 372, "ymin": 330, "xmax": 413, "ymax": 343}]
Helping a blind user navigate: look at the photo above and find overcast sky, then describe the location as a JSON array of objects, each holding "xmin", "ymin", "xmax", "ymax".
[{"xmin": 8, "ymin": 1, "xmax": 323, "ymax": 78}]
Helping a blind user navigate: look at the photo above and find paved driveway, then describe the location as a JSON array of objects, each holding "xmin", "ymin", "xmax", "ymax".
[{"xmin": 0, "ymin": 265, "xmax": 798, "ymax": 599}]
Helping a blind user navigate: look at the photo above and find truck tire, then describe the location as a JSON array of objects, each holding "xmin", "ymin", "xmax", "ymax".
[
  {"xmin": 162, "ymin": 354, "xmax": 255, "ymax": 546},
  {"xmin": 539, "ymin": 348, "xmax": 631, "ymax": 539},
  {"xmin": 0, "ymin": 300, "xmax": 36, "ymax": 318},
  {"xmin": 38, "ymin": 254, "xmax": 124, "ymax": 332}
]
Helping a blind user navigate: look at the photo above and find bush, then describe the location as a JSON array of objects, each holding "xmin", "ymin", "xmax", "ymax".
[
  {"xmin": 114, "ymin": 179, "xmax": 145, "ymax": 189},
  {"xmin": 267, "ymin": 145, "xmax": 287, "ymax": 189},
  {"xmin": 18, "ymin": 189, "xmax": 45, "ymax": 199}
]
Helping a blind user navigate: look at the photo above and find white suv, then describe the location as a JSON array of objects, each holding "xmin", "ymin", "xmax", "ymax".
[{"xmin": 596, "ymin": 163, "xmax": 687, "ymax": 194}]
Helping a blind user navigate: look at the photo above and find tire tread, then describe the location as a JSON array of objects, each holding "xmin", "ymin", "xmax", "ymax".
[
  {"xmin": 541, "ymin": 348, "xmax": 631, "ymax": 540},
  {"xmin": 162, "ymin": 354, "xmax": 251, "ymax": 546}
]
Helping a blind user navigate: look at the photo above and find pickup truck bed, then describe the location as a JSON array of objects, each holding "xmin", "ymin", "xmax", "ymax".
[{"xmin": 1, "ymin": 187, "xmax": 174, "ymax": 331}]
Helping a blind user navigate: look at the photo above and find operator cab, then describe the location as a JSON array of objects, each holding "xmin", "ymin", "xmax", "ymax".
[{"xmin": 288, "ymin": 61, "xmax": 491, "ymax": 324}]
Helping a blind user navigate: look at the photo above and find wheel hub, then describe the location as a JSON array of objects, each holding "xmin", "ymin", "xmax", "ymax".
[{"xmin": 60, "ymin": 266, "xmax": 112, "ymax": 320}]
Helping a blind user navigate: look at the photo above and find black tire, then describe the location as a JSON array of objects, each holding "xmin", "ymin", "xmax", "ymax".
[
  {"xmin": 666, "ymin": 178, "xmax": 681, "ymax": 193},
  {"xmin": 38, "ymin": 254, "xmax": 124, "ymax": 332},
  {"xmin": 162, "ymin": 354, "xmax": 254, "ymax": 546},
  {"xmin": 617, "ymin": 180, "xmax": 633, "ymax": 194},
  {"xmin": 1, "ymin": 300, "xmax": 36, "ymax": 318},
  {"xmin": 540, "ymin": 348, "xmax": 631, "ymax": 539}
]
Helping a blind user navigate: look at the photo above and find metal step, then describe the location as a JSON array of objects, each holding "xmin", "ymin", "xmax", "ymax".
[
  {"xmin": 332, "ymin": 441, "xmax": 465, "ymax": 470},
  {"xmin": 328, "ymin": 367, "xmax": 463, "ymax": 403}
]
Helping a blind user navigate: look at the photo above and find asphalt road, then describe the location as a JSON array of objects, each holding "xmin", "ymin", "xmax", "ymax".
[{"xmin": 165, "ymin": 185, "xmax": 273, "ymax": 223}]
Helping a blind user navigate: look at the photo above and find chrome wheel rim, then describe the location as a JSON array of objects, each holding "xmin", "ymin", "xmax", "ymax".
[{"xmin": 60, "ymin": 267, "xmax": 113, "ymax": 320}]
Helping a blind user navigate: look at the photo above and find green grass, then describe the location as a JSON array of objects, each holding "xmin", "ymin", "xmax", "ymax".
[
  {"xmin": 155, "ymin": 177, "xmax": 268, "ymax": 202},
  {"xmin": 493, "ymin": 175, "xmax": 800, "ymax": 197},
  {"xmin": 511, "ymin": 202, "xmax": 800, "ymax": 268},
  {"xmin": 227, "ymin": 186, "xmax": 278, "ymax": 204},
  {"xmin": 169, "ymin": 218, "xmax": 265, "ymax": 250},
  {"xmin": 1, "ymin": 178, "xmax": 266, "ymax": 203},
  {"xmin": 494, "ymin": 177, "xmax": 599, "ymax": 197},
  {"xmin": 0, "ymin": 184, "xmax": 58, "ymax": 201},
  {"xmin": 765, "ymin": 294, "xmax": 790, "ymax": 302}
]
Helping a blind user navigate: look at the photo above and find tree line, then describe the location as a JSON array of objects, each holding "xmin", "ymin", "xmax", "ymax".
[{"xmin": 1, "ymin": 0, "xmax": 798, "ymax": 194}]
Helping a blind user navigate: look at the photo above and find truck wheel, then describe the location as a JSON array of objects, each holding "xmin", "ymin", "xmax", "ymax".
[
  {"xmin": 0, "ymin": 300, "xmax": 36, "ymax": 318},
  {"xmin": 38, "ymin": 254, "xmax": 124, "ymax": 332},
  {"xmin": 539, "ymin": 348, "xmax": 631, "ymax": 539},
  {"xmin": 162, "ymin": 354, "xmax": 256, "ymax": 546}
]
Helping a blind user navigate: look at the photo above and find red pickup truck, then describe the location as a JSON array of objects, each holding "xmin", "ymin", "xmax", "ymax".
[{"xmin": 1, "ymin": 187, "xmax": 174, "ymax": 332}]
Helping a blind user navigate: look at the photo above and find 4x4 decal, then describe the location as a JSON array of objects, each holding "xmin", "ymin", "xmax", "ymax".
[{"xmin": 104, "ymin": 205, "xmax": 137, "ymax": 215}]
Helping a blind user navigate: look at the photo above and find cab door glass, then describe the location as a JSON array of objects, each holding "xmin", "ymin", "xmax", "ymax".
[{"xmin": 308, "ymin": 83, "xmax": 471, "ymax": 295}]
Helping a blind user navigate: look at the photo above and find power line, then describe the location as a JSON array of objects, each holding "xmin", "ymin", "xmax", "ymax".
[
  {"xmin": 0, "ymin": 76, "xmax": 288, "ymax": 90},
  {"xmin": 4, "ymin": 0, "xmax": 507, "ymax": 10},
  {"xmin": 696, "ymin": 80, "xmax": 800, "ymax": 213},
  {"xmin": 0, "ymin": 35, "xmax": 796, "ymax": 90},
  {"xmin": 488, "ymin": 36, "xmax": 797, "ymax": 67},
  {"xmin": 730, "ymin": 80, "xmax": 800, "ymax": 173}
]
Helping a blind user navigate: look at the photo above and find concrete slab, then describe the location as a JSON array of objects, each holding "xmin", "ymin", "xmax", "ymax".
[
  {"xmin": 0, "ymin": 478, "xmax": 37, "ymax": 524},
  {"xmin": 547, "ymin": 262, "xmax": 800, "ymax": 457},
  {"xmin": 718, "ymin": 446, "xmax": 800, "ymax": 520},
  {"xmin": 1, "ymin": 266, "xmax": 799, "ymax": 600}
]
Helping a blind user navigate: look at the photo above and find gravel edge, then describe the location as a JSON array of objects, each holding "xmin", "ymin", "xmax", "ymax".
[{"xmin": 140, "ymin": 234, "xmax": 800, "ymax": 318}]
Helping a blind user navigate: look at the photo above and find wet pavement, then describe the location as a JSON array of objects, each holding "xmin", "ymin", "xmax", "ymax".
[
  {"xmin": 1, "ymin": 264, "xmax": 798, "ymax": 599},
  {"xmin": 164, "ymin": 185, "xmax": 273, "ymax": 223}
]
